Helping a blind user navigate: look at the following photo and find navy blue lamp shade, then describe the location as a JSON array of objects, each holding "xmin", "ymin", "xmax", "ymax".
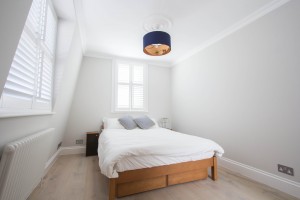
[{"xmin": 143, "ymin": 31, "xmax": 171, "ymax": 56}]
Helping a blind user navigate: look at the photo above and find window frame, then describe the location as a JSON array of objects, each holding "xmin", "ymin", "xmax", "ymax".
[{"xmin": 112, "ymin": 60, "xmax": 148, "ymax": 113}]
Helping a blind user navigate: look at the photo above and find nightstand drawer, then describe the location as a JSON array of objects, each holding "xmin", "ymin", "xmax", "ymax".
[{"xmin": 87, "ymin": 134, "xmax": 99, "ymax": 144}]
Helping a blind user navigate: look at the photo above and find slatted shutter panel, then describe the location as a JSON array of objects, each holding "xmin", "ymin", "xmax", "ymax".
[
  {"xmin": 0, "ymin": 0, "xmax": 57, "ymax": 112},
  {"xmin": 113, "ymin": 61, "xmax": 148, "ymax": 112},
  {"xmin": 117, "ymin": 64, "xmax": 130, "ymax": 110},
  {"xmin": 132, "ymin": 65, "xmax": 144, "ymax": 109}
]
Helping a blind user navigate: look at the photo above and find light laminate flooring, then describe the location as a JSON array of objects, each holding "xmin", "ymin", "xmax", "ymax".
[{"xmin": 28, "ymin": 155, "xmax": 299, "ymax": 200}]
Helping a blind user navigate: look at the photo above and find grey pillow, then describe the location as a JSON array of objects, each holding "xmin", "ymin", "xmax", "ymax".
[
  {"xmin": 118, "ymin": 116, "xmax": 137, "ymax": 130},
  {"xmin": 134, "ymin": 116, "xmax": 155, "ymax": 129}
]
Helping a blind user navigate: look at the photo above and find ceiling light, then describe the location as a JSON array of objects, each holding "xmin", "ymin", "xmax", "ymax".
[
  {"xmin": 143, "ymin": 31, "xmax": 171, "ymax": 56},
  {"xmin": 143, "ymin": 15, "xmax": 172, "ymax": 56}
]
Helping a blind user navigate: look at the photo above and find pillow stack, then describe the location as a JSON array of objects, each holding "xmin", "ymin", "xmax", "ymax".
[{"xmin": 118, "ymin": 115, "xmax": 155, "ymax": 130}]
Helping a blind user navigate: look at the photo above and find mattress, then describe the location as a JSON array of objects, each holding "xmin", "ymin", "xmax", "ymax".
[
  {"xmin": 115, "ymin": 152, "xmax": 215, "ymax": 172},
  {"xmin": 98, "ymin": 128, "xmax": 224, "ymax": 178}
]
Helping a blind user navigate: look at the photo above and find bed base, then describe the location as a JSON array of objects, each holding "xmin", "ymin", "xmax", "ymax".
[{"xmin": 108, "ymin": 156, "xmax": 218, "ymax": 200}]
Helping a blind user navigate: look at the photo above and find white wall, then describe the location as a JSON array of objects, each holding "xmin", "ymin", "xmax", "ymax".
[
  {"xmin": 48, "ymin": 25, "xmax": 83, "ymax": 156},
  {"xmin": 171, "ymin": 0, "xmax": 300, "ymax": 183},
  {"xmin": 63, "ymin": 56, "xmax": 171, "ymax": 146},
  {"xmin": 0, "ymin": 0, "xmax": 83, "ymax": 159}
]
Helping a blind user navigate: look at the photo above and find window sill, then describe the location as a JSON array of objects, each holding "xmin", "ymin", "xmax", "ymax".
[{"xmin": 0, "ymin": 111, "xmax": 55, "ymax": 119}]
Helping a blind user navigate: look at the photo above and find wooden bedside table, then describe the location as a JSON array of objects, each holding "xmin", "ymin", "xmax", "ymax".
[{"xmin": 86, "ymin": 131, "xmax": 101, "ymax": 157}]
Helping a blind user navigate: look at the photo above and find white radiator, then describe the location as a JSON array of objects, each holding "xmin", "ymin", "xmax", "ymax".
[{"xmin": 0, "ymin": 128, "xmax": 54, "ymax": 200}]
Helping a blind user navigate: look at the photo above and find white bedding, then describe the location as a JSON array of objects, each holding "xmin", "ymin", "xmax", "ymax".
[{"xmin": 98, "ymin": 128, "xmax": 224, "ymax": 178}]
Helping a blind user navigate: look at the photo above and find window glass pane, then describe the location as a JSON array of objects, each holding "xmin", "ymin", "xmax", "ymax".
[
  {"xmin": 132, "ymin": 85, "xmax": 144, "ymax": 109},
  {"xmin": 118, "ymin": 64, "xmax": 130, "ymax": 83},
  {"xmin": 132, "ymin": 65, "xmax": 143, "ymax": 84},
  {"xmin": 117, "ymin": 84, "xmax": 129, "ymax": 109}
]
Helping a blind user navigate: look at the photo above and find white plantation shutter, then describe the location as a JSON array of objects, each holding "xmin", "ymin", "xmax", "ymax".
[
  {"xmin": 113, "ymin": 61, "xmax": 148, "ymax": 112},
  {"xmin": 0, "ymin": 0, "xmax": 57, "ymax": 112},
  {"xmin": 118, "ymin": 64, "xmax": 130, "ymax": 83},
  {"xmin": 5, "ymin": 32, "xmax": 37, "ymax": 100},
  {"xmin": 26, "ymin": 0, "xmax": 41, "ymax": 37},
  {"xmin": 44, "ymin": 5, "xmax": 57, "ymax": 54},
  {"xmin": 132, "ymin": 85, "xmax": 144, "ymax": 109},
  {"xmin": 37, "ymin": 54, "xmax": 53, "ymax": 102},
  {"xmin": 132, "ymin": 65, "xmax": 143, "ymax": 84},
  {"xmin": 132, "ymin": 65, "xmax": 144, "ymax": 109},
  {"xmin": 117, "ymin": 64, "xmax": 130, "ymax": 110},
  {"xmin": 117, "ymin": 85, "xmax": 130, "ymax": 109}
]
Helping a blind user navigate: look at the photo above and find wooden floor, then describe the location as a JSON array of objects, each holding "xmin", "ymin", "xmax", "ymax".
[{"xmin": 28, "ymin": 155, "xmax": 298, "ymax": 200}]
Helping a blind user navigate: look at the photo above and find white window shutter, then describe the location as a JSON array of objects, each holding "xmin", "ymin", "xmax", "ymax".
[
  {"xmin": 0, "ymin": 0, "xmax": 57, "ymax": 113},
  {"xmin": 26, "ymin": 0, "xmax": 42, "ymax": 37},
  {"xmin": 132, "ymin": 65, "xmax": 143, "ymax": 84},
  {"xmin": 117, "ymin": 84, "xmax": 130, "ymax": 109},
  {"xmin": 4, "ymin": 31, "xmax": 37, "ymax": 100},
  {"xmin": 132, "ymin": 65, "xmax": 144, "ymax": 110},
  {"xmin": 118, "ymin": 64, "xmax": 130, "ymax": 83},
  {"xmin": 44, "ymin": 4, "xmax": 57, "ymax": 55},
  {"xmin": 38, "ymin": 54, "xmax": 53, "ymax": 101},
  {"xmin": 113, "ymin": 61, "xmax": 148, "ymax": 112},
  {"xmin": 132, "ymin": 85, "xmax": 144, "ymax": 109}
]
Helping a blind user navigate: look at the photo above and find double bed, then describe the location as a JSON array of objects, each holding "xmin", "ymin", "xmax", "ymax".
[{"xmin": 98, "ymin": 118, "xmax": 224, "ymax": 200}]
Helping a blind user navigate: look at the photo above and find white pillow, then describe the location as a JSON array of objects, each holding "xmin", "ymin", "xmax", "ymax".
[
  {"xmin": 150, "ymin": 118, "xmax": 159, "ymax": 128},
  {"xmin": 103, "ymin": 118, "xmax": 125, "ymax": 129}
]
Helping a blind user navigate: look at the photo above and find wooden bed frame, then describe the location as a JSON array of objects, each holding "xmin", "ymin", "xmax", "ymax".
[{"xmin": 108, "ymin": 156, "xmax": 218, "ymax": 200}]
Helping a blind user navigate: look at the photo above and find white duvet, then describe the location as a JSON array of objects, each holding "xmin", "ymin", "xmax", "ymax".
[{"xmin": 98, "ymin": 128, "xmax": 224, "ymax": 178}]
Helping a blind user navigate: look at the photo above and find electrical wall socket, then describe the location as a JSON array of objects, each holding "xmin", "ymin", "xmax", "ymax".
[
  {"xmin": 278, "ymin": 164, "xmax": 294, "ymax": 176},
  {"xmin": 76, "ymin": 139, "xmax": 83, "ymax": 145}
]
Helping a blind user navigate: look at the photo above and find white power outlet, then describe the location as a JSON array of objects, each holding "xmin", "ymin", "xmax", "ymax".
[{"xmin": 76, "ymin": 139, "xmax": 83, "ymax": 145}]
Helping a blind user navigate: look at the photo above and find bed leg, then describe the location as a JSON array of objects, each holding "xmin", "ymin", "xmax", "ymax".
[
  {"xmin": 211, "ymin": 156, "xmax": 218, "ymax": 181},
  {"xmin": 109, "ymin": 178, "xmax": 116, "ymax": 200}
]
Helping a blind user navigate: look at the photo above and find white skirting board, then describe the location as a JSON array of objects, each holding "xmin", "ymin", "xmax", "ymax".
[
  {"xmin": 44, "ymin": 146, "xmax": 86, "ymax": 172},
  {"xmin": 44, "ymin": 148, "xmax": 61, "ymax": 176},
  {"xmin": 219, "ymin": 157, "xmax": 300, "ymax": 199},
  {"xmin": 59, "ymin": 146, "xmax": 86, "ymax": 155}
]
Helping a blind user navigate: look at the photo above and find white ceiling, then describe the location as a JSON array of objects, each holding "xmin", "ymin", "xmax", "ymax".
[{"xmin": 73, "ymin": 0, "xmax": 280, "ymax": 66}]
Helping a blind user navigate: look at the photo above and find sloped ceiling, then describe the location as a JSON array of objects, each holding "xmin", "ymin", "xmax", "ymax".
[{"xmin": 73, "ymin": 0, "xmax": 288, "ymax": 66}]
